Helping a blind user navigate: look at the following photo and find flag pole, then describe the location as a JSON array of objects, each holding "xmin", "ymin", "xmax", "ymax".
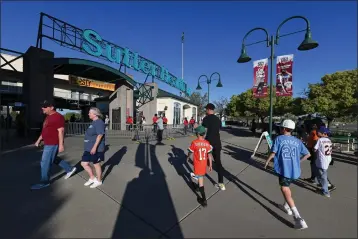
[{"xmin": 181, "ymin": 32, "xmax": 184, "ymax": 81}]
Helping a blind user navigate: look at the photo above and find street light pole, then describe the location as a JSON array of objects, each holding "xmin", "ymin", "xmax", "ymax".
[
  {"xmin": 237, "ymin": 16, "xmax": 319, "ymax": 138},
  {"xmin": 268, "ymin": 35, "xmax": 275, "ymax": 137},
  {"xmin": 196, "ymin": 72, "xmax": 223, "ymax": 104}
]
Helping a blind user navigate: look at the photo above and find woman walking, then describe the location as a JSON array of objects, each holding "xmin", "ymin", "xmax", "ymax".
[{"xmin": 81, "ymin": 107, "xmax": 106, "ymax": 188}]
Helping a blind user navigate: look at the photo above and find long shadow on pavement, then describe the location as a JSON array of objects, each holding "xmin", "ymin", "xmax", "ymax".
[
  {"xmin": 110, "ymin": 142, "xmax": 184, "ymax": 238},
  {"xmin": 331, "ymin": 153, "xmax": 357, "ymax": 166},
  {"xmin": 201, "ymin": 146, "xmax": 294, "ymax": 228},
  {"xmin": 102, "ymin": 146, "xmax": 127, "ymax": 181},
  {"xmin": 168, "ymin": 145, "xmax": 200, "ymax": 198},
  {"xmin": 223, "ymin": 144, "xmax": 318, "ymax": 193},
  {"xmin": 0, "ymin": 147, "xmax": 70, "ymax": 238}
]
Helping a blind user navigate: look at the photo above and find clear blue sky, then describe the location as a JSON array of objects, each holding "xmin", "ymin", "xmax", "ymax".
[{"xmin": 1, "ymin": 1, "xmax": 357, "ymax": 102}]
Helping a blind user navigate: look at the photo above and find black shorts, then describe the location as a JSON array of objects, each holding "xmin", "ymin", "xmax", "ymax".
[
  {"xmin": 82, "ymin": 151, "xmax": 105, "ymax": 164},
  {"xmin": 279, "ymin": 176, "xmax": 294, "ymax": 187}
]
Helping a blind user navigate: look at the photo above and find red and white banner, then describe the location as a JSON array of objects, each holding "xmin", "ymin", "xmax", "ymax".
[
  {"xmin": 253, "ymin": 58, "xmax": 268, "ymax": 98},
  {"xmin": 276, "ymin": 54, "xmax": 294, "ymax": 97}
]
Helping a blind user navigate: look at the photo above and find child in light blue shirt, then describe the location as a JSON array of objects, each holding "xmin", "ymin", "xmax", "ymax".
[{"xmin": 265, "ymin": 119, "xmax": 311, "ymax": 230}]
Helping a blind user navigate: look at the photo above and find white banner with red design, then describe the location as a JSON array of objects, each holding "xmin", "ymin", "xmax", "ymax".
[
  {"xmin": 253, "ymin": 58, "xmax": 268, "ymax": 98},
  {"xmin": 276, "ymin": 54, "xmax": 294, "ymax": 97}
]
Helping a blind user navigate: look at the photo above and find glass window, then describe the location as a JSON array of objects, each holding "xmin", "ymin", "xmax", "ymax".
[
  {"xmin": 173, "ymin": 102, "xmax": 181, "ymax": 125},
  {"xmin": 192, "ymin": 107, "xmax": 197, "ymax": 120}
]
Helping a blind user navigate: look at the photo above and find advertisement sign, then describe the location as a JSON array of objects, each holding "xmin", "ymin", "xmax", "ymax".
[
  {"xmin": 253, "ymin": 58, "xmax": 268, "ymax": 98},
  {"xmin": 69, "ymin": 75, "xmax": 115, "ymax": 91},
  {"xmin": 276, "ymin": 54, "xmax": 294, "ymax": 97},
  {"xmin": 251, "ymin": 131, "xmax": 273, "ymax": 159}
]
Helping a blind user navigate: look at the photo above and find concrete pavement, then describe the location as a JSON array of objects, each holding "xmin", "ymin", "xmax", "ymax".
[{"xmin": 1, "ymin": 127, "xmax": 356, "ymax": 238}]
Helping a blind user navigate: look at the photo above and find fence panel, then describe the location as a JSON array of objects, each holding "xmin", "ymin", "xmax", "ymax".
[{"xmin": 65, "ymin": 123, "xmax": 190, "ymax": 142}]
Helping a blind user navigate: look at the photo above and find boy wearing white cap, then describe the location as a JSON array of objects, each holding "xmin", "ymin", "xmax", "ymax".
[{"xmin": 264, "ymin": 119, "xmax": 311, "ymax": 230}]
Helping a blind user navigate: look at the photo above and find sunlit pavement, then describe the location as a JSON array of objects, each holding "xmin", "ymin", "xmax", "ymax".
[{"xmin": 1, "ymin": 128, "xmax": 356, "ymax": 238}]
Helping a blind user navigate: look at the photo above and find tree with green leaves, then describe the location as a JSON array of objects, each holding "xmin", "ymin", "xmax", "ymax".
[
  {"xmin": 64, "ymin": 112, "xmax": 81, "ymax": 122},
  {"xmin": 302, "ymin": 69, "xmax": 358, "ymax": 126}
]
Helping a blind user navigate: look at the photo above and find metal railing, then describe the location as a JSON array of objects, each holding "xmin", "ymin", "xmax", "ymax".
[{"xmin": 65, "ymin": 123, "xmax": 194, "ymax": 142}]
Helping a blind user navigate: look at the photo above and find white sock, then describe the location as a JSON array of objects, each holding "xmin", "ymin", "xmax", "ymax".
[
  {"xmin": 291, "ymin": 207, "xmax": 301, "ymax": 219},
  {"xmin": 284, "ymin": 202, "xmax": 290, "ymax": 210}
]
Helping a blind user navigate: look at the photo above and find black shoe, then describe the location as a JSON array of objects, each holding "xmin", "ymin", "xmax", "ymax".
[{"xmin": 197, "ymin": 197, "xmax": 208, "ymax": 207}]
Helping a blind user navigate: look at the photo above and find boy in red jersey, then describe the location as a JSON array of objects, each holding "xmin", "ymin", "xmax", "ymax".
[{"xmin": 187, "ymin": 126, "xmax": 213, "ymax": 207}]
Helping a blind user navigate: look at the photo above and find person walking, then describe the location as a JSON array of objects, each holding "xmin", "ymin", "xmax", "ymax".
[
  {"xmin": 31, "ymin": 100, "xmax": 77, "ymax": 190},
  {"xmin": 81, "ymin": 107, "xmax": 106, "ymax": 188},
  {"xmin": 187, "ymin": 125, "xmax": 213, "ymax": 207},
  {"xmin": 183, "ymin": 117, "xmax": 189, "ymax": 135},
  {"xmin": 202, "ymin": 103, "xmax": 225, "ymax": 191},
  {"xmin": 104, "ymin": 115, "xmax": 110, "ymax": 130},
  {"xmin": 264, "ymin": 119, "xmax": 311, "ymax": 229},
  {"xmin": 156, "ymin": 115, "xmax": 164, "ymax": 145},
  {"xmin": 304, "ymin": 123, "xmax": 319, "ymax": 183},
  {"xmin": 189, "ymin": 117, "xmax": 195, "ymax": 133},
  {"xmin": 152, "ymin": 114, "xmax": 158, "ymax": 133}
]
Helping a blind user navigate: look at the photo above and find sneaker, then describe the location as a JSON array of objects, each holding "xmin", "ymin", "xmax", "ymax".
[
  {"xmin": 64, "ymin": 167, "xmax": 77, "ymax": 180},
  {"xmin": 215, "ymin": 183, "xmax": 226, "ymax": 191},
  {"xmin": 84, "ymin": 178, "xmax": 96, "ymax": 186},
  {"xmin": 328, "ymin": 184, "xmax": 336, "ymax": 191},
  {"xmin": 90, "ymin": 179, "xmax": 102, "ymax": 188},
  {"xmin": 30, "ymin": 183, "xmax": 50, "ymax": 190},
  {"xmin": 294, "ymin": 218, "xmax": 308, "ymax": 230},
  {"xmin": 279, "ymin": 204, "xmax": 293, "ymax": 215},
  {"xmin": 322, "ymin": 193, "xmax": 331, "ymax": 198},
  {"xmin": 197, "ymin": 197, "xmax": 208, "ymax": 207}
]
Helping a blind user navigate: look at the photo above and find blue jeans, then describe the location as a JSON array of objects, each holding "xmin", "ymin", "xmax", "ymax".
[
  {"xmin": 40, "ymin": 145, "xmax": 73, "ymax": 183},
  {"xmin": 316, "ymin": 167, "xmax": 329, "ymax": 195}
]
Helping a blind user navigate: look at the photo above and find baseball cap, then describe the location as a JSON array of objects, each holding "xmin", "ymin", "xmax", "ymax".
[
  {"xmin": 318, "ymin": 126, "xmax": 330, "ymax": 134},
  {"xmin": 41, "ymin": 100, "xmax": 55, "ymax": 108},
  {"xmin": 195, "ymin": 125, "xmax": 206, "ymax": 135},
  {"xmin": 281, "ymin": 119, "xmax": 295, "ymax": 130},
  {"xmin": 205, "ymin": 103, "xmax": 215, "ymax": 110}
]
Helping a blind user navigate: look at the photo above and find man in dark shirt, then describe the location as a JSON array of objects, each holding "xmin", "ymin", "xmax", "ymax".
[
  {"xmin": 31, "ymin": 100, "xmax": 77, "ymax": 190},
  {"xmin": 202, "ymin": 103, "xmax": 225, "ymax": 191}
]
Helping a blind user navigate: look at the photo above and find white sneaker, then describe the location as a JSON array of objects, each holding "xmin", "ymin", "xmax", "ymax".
[
  {"xmin": 90, "ymin": 179, "xmax": 103, "ymax": 188},
  {"xmin": 215, "ymin": 183, "xmax": 226, "ymax": 191},
  {"xmin": 294, "ymin": 218, "xmax": 308, "ymax": 230},
  {"xmin": 64, "ymin": 167, "xmax": 77, "ymax": 179},
  {"xmin": 84, "ymin": 178, "xmax": 96, "ymax": 186},
  {"xmin": 279, "ymin": 204, "xmax": 293, "ymax": 215}
]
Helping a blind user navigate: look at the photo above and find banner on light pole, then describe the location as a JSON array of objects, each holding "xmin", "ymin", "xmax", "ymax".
[
  {"xmin": 253, "ymin": 58, "xmax": 268, "ymax": 98},
  {"xmin": 276, "ymin": 54, "xmax": 294, "ymax": 97}
]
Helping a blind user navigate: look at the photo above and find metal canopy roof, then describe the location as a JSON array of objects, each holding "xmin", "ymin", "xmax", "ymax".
[{"xmin": 52, "ymin": 58, "xmax": 136, "ymax": 86}]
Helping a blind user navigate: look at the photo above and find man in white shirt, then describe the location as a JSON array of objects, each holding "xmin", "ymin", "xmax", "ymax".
[
  {"xmin": 156, "ymin": 115, "xmax": 164, "ymax": 145},
  {"xmin": 314, "ymin": 126, "xmax": 333, "ymax": 197}
]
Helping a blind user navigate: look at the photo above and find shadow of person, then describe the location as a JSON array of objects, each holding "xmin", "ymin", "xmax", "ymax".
[
  {"xmin": 102, "ymin": 146, "xmax": 127, "ymax": 181},
  {"xmin": 110, "ymin": 143, "xmax": 184, "ymax": 238},
  {"xmin": 168, "ymin": 149, "xmax": 199, "ymax": 198},
  {"xmin": 222, "ymin": 144, "xmax": 318, "ymax": 193},
  {"xmin": 0, "ymin": 147, "xmax": 69, "ymax": 238},
  {"xmin": 223, "ymin": 168, "xmax": 294, "ymax": 228}
]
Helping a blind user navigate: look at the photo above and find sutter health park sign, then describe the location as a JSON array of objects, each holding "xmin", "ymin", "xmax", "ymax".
[{"xmin": 82, "ymin": 29, "xmax": 191, "ymax": 96}]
